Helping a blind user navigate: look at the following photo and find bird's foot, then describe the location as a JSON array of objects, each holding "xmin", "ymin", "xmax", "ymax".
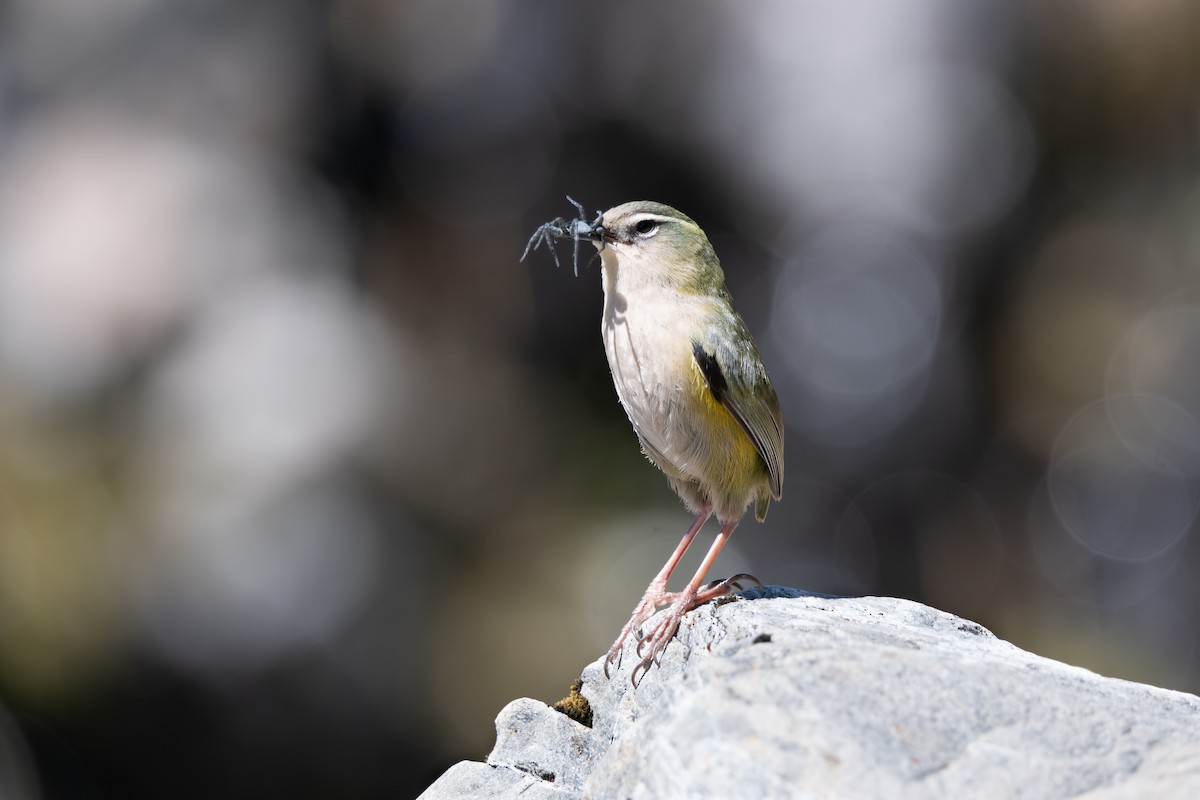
[
  {"xmin": 603, "ymin": 580, "xmax": 671, "ymax": 678},
  {"xmin": 604, "ymin": 573, "xmax": 760, "ymax": 683},
  {"xmin": 624, "ymin": 575, "xmax": 760, "ymax": 685},
  {"xmin": 630, "ymin": 588, "xmax": 701, "ymax": 685}
]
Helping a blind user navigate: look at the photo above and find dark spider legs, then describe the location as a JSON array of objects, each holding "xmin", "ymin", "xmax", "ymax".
[{"xmin": 520, "ymin": 196, "xmax": 605, "ymax": 276}]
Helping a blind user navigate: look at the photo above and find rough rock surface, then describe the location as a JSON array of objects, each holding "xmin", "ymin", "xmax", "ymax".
[{"xmin": 419, "ymin": 588, "xmax": 1200, "ymax": 799}]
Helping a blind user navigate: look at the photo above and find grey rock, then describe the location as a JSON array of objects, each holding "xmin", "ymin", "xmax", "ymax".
[
  {"xmin": 419, "ymin": 588, "xmax": 1200, "ymax": 799},
  {"xmin": 418, "ymin": 761, "xmax": 570, "ymax": 800},
  {"xmin": 488, "ymin": 697, "xmax": 599, "ymax": 791}
]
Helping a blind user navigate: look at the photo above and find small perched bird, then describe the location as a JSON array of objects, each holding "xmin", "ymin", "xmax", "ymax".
[{"xmin": 523, "ymin": 199, "xmax": 784, "ymax": 683}]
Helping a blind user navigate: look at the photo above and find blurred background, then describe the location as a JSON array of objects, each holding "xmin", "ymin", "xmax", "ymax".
[{"xmin": 0, "ymin": 0, "xmax": 1197, "ymax": 797}]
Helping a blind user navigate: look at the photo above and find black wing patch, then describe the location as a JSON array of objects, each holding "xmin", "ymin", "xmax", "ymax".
[{"xmin": 692, "ymin": 342, "xmax": 730, "ymax": 401}]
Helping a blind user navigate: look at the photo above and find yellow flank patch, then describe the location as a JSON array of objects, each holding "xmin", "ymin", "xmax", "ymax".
[{"xmin": 687, "ymin": 357, "xmax": 761, "ymax": 484}]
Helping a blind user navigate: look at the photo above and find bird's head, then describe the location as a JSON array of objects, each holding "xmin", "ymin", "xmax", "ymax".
[{"xmin": 592, "ymin": 201, "xmax": 726, "ymax": 295}]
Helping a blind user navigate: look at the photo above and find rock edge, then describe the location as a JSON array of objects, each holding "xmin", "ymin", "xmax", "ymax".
[{"xmin": 419, "ymin": 588, "xmax": 1200, "ymax": 799}]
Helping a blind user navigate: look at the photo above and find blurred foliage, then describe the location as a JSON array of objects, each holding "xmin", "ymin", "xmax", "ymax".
[{"xmin": 0, "ymin": 0, "xmax": 1198, "ymax": 797}]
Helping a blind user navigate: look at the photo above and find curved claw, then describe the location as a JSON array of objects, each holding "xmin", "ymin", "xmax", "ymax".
[
  {"xmin": 652, "ymin": 640, "xmax": 667, "ymax": 668},
  {"xmin": 603, "ymin": 618, "xmax": 634, "ymax": 679},
  {"xmin": 698, "ymin": 572, "xmax": 762, "ymax": 598}
]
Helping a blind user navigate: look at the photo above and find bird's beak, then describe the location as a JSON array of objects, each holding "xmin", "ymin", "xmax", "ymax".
[
  {"xmin": 577, "ymin": 220, "xmax": 618, "ymax": 248},
  {"xmin": 587, "ymin": 220, "xmax": 629, "ymax": 247}
]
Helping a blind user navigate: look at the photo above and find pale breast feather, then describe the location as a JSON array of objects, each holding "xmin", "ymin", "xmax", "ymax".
[{"xmin": 602, "ymin": 295, "xmax": 698, "ymax": 480}]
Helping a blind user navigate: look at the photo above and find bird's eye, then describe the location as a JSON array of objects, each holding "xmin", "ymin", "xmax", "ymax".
[{"xmin": 634, "ymin": 219, "xmax": 659, "ymax": 235}]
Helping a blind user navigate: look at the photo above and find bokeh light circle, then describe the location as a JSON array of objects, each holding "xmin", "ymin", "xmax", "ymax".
[{"xmin": 1047, "ymin": 396, "xmax": 1200, "ymax": 562}]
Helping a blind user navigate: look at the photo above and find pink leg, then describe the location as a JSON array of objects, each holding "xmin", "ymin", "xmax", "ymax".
[
  {"xmin": 603, "ymin": 510, "xmax": 710, "ymax": 677},
  {"xmin": 632, "ymin": 517, "xmax": 741, "ymax": 683}
]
